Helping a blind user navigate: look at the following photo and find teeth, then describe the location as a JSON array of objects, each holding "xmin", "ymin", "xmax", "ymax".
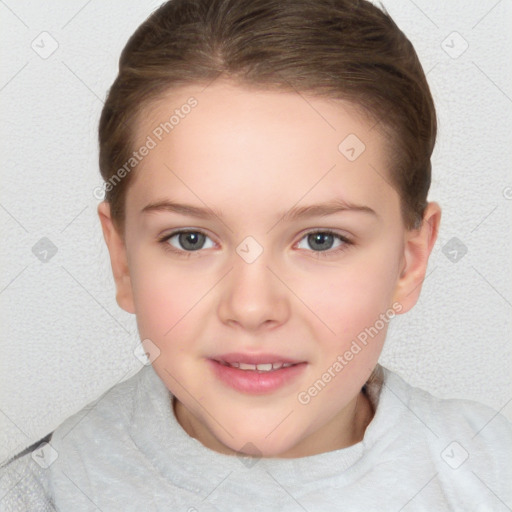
[
  {"xmin": 224, "ymin": 361, "xmax": 295, "ymax": 371},
  {"xmin": 239, "ymin": 362, "xmax": 257, "ymax": 370}
]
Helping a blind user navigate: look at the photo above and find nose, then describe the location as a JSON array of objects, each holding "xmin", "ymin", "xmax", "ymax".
[{"xmin": 217, "ymin": 249, "xmax": 290, "ymax": 332}]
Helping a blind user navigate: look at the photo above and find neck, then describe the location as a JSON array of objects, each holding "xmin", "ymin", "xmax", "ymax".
[{"xmin": 172, "ymin": 387, "xmax": 375, "ymax": 459}]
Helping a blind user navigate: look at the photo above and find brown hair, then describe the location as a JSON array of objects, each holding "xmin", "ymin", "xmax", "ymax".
[{"xmin": 98, "ymin": 0, "xmax": 436, "ymax": 233}]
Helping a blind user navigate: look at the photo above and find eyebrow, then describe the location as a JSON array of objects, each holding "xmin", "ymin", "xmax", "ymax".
[{"xmin": 141, "ymin": 198, "xmax": 378, "ymax": 221}]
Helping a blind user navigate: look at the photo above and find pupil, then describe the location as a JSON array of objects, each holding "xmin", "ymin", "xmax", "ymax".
[
  {"xmin": 309, "ymin": 233, "xmax": 333, "ymax": 251},
  {"xmin": 180, "ymin": 232, "xmax": 204, "ymax": 251}
]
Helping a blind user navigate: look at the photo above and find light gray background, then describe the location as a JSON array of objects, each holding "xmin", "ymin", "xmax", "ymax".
[{"xmin": 1, "ymin": 0, "xmax": 511, "ymax": 464}]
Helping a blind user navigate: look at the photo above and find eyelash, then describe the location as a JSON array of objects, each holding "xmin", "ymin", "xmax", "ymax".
[
  {"xmin": 157, "ymin": 229, "xmax": 353, "ymax": 259},
  {"xmin": 298, "ymin": 229, "xmax": 353, "ymax": 258}
]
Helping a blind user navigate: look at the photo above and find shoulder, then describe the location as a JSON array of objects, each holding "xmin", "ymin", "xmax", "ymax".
[
  {"xmin": 50, "ymin": 367, "xmax": 147, "ymax": 450},
  {"xmin": 55, "ymin": 366, "xmax": 148, "ymax": 435},
  {"xmin": 0, "ymin": 433, "xmax": 56, "ymax": 511},
  {"xmin": 0, "ymin": 368, "xmax": 148, "ymax": 511},
  {"xmin": 386, "ymin": 367, "xmax": 512, "ymax": 447},
  {"xmin": 379, "ymin": 366, "xmax": 512, "ymax": 508}
]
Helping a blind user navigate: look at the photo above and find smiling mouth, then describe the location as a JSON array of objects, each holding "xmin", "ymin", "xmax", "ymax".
[{"xmin": 208, "ymin": 357, "xmax": 307, "ymax": 394}]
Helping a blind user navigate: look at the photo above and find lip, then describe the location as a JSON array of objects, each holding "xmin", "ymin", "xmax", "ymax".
[{"xmin": 207, "ymin": 354, "xmax": 307, "ymax": 394}]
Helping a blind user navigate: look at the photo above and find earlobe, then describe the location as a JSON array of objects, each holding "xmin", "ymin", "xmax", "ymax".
[
  {"xmin": 392, "ymin": 202, "xmax": 441, "ymax": 313},
  {"xmin": 97, "ymin": 202, "xmax": 136, "ymax": 314}
]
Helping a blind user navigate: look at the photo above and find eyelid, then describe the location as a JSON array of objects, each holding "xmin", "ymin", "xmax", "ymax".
[
  {"xmin": 295, "ymin": 228, "xmax": 353, "ymax": 255},
  {"xmin": 158, "ymin": 228, "xmax": 217, "ymax": 256},
  {"xmin": 158, "ymin": 227, "xmax": 213, "ymax": 241},
  {"xmin": 295, "ymin": 227, "xmax": 352, "ymax": 245}
]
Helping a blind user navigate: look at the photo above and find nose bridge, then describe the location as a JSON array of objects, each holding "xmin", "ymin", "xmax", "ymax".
[{"xmin": 217, "ymin": 238, "xmax": 289, "ymax": 330}]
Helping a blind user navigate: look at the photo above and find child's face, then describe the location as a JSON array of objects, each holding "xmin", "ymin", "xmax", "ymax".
[{"xmin": 99, "ymin": 80, "xmax": 439, "ymax": 458}]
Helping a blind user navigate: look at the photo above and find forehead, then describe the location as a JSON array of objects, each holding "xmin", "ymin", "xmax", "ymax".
[{"xmin": 127, "ymin": 80, "xmax": 399, "ymax": 224}]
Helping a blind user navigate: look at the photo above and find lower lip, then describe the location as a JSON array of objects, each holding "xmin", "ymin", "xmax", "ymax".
[{"xmin": 208, "ymin": 359, "xmax": 307, "ymax": 394}]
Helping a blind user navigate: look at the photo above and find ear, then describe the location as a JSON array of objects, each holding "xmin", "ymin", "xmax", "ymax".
[
  {"xmin": 97, "ymin": 202, "xmax": 136, "ymax": 314},
  {"xmin": 392, "ymin": 202, "xmax": 441, "ymax": 313}
]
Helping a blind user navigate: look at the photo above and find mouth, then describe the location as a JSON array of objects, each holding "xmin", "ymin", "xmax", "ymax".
[{"xmin": 208, "ymin": 353, "xmax": 307, "ymax": 394}]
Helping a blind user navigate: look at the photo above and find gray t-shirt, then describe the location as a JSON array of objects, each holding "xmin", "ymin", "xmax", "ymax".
[{"xmin": 1, "ymin": 363, "xmax": 511, "ymax": 511}]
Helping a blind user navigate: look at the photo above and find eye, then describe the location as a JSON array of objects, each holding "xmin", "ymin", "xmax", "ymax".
[
  {"xmin": 160, "ymin": 230, "xmax": 215, "ymax": 253},
  {"xmin": 296, "ymin": 230, "xmax": 352, "ymax": 256}
]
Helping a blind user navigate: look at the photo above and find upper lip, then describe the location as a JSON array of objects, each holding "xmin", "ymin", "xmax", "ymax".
[{"xmin": 211, "ymin": 352, "xmax": 305, "ymax": 365}]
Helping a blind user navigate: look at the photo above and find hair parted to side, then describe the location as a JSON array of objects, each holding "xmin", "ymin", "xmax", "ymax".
[{"xmin": 99, "ymin": 0, "xmax": 436, "ymax": 234}]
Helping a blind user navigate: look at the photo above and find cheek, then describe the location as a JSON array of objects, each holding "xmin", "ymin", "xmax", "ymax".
[
  {"xmin": 128, "ymin": 250, "xmax": 207, "ymax": 343},
  {"xmin": 128, "ymin": 253, "xmax": 216, "ymax": 397},
  {"xmin": 294, "ymin": 252, "xmax": 398, "ymax": 415},
  {"xmin": 297, "ymin": 245, "xmax": 400, "ymax": 351}
]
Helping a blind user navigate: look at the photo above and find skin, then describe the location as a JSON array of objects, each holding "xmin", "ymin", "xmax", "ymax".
[{"xmin": 98, "ymin": 79, "xmax": 441, "ymax": 458}]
